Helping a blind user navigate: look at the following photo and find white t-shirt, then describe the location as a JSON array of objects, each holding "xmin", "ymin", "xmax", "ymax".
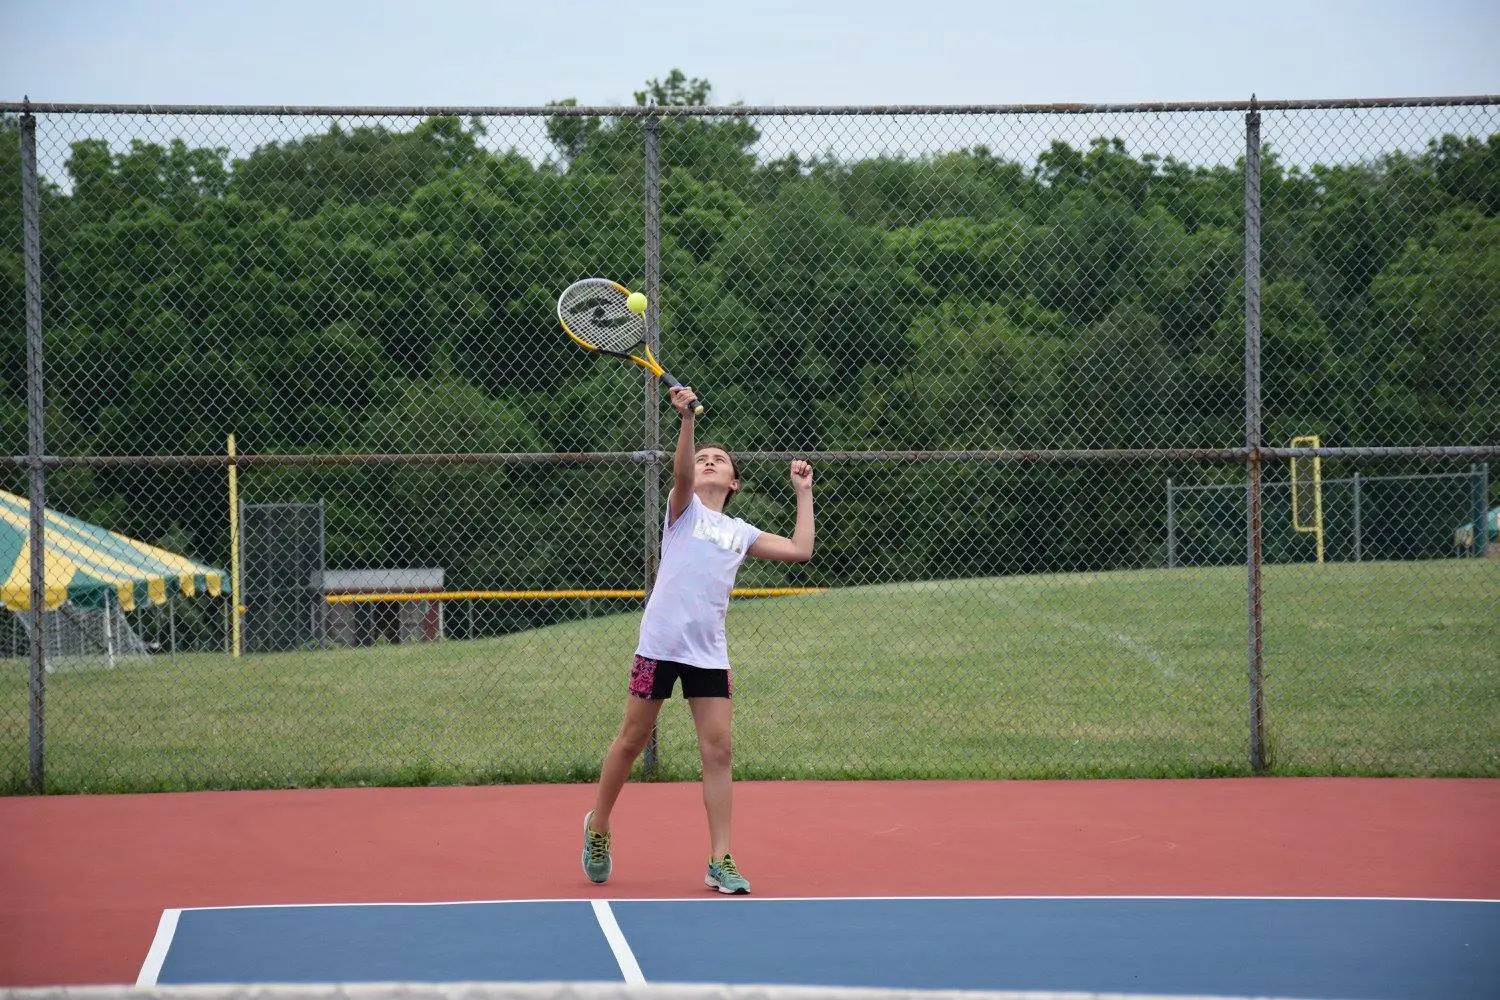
[{"xmin": 636, "ymin": 494, "xmax": 763, "ymax": 670}]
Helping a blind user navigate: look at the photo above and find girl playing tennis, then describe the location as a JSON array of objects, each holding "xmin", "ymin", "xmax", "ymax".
[{"xmin": 582, "ymin": 384, "xmax": 815, "ymax": 894}]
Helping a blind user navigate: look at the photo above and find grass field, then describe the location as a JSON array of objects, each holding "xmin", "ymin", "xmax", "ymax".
[{"xmin": 2, "ymin": 559, "xmax": 1496, "ymax": 793}]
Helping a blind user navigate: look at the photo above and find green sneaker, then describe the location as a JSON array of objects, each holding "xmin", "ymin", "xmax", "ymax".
[
  {"xmin": 581, "ymin": 811, "xmax": 611, "ymax": 884},
  {"xmin": 705, "ymin": 853, "xmax": 751, "ymax": 894}
]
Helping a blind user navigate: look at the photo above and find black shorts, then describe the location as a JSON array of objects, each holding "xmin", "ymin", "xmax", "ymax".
[{"xmin": 629, "ymin": 655, "xmax": 732, "ymax": 700}]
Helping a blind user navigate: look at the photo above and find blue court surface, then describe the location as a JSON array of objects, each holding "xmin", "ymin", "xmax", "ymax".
[{"xmin": 139, "ymin": 896, "xmax": 1500, "ymax": 1000}]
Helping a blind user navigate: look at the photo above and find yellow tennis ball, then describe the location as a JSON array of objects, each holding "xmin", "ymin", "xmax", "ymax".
[{"xmin": 626, "ymin": 291, "xmax": 648, "ymax": 315}]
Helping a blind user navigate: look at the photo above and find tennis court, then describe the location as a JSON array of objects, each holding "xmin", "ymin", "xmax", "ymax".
[
  {"xmin": 141, "ymin": 896, "xmax": 1499, "ymax": 996},
  {"xmin": 3, "ymin": 778, "xmax": 1498, "ymax": 998}
]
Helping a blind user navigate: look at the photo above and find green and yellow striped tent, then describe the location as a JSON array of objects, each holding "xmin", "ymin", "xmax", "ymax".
[{"xmin": 0, "ymin": 490, "xmax": 227, "ymax": 612}]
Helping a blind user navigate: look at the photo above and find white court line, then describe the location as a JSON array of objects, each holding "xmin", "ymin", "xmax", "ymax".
[
  {"xmin": 985, "ymin": 592, "xmax": 1180, "ymax": 681},
  {"xmin": 135, "ymin": 909, "xmax": 180, "ymax": 986},
  {"xmin": 590, "ymin": 899, "xmax": 646, "ymax": 985}
]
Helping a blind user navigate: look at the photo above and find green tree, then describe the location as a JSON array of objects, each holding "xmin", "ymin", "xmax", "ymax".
[
  {"xmin": 1369, "ymin": 207, "xmax": 1500, "ymax": 443},
  {"xmin": 634, "ymin": 70, "xmax": 712, "ymax": 108},
  {"xmin": 1433, "ymin": 133, "xmax": 1500, "ymax": 216},
  {"xmin": 64, "ymin": 137, "xmax": 228, "ymax": 223},
  {"xmin": 231, "ymin": 116, "xmax": 481, "ymax": 218},
  {"xmin": 718, "ymin": 179, "xmax": 917, "ymax": 448},
  {"xmin": 544, "ymin": 98, "xmax": 599, "ymax": 165},
  {"xmin": 546, "ymin": 70, "xmax": 758, "ymax": 193}
]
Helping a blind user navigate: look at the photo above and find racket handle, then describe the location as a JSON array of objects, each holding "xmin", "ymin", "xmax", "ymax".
[{"xmin": 660, "ymin": 371, "xmax": 706, "ymax": 417}]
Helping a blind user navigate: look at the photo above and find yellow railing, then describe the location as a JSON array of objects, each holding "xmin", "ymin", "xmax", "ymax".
[{"xmin": 325, "ymin": 587, "xmax": 827, "ymax": 604}]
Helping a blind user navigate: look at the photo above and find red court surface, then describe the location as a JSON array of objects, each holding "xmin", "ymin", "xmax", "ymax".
[{"xmin": 2, "ymin": 777, "xmax": 1498, "ymax": 986}]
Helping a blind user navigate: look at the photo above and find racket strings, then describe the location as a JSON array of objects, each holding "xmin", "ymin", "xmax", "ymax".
[{"xmin": 560, "ymin": 285, "xmax": 644, "ymax": 354}]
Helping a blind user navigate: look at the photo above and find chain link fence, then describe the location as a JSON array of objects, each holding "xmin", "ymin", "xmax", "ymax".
[{"xmin": 2, "ymin": 97, "xmax": 1496, "ymax": 793}]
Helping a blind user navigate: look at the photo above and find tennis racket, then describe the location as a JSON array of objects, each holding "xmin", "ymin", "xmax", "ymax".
[{"xmin": 557, "ymin": 278, "xmax": 704, "ymax": 416}]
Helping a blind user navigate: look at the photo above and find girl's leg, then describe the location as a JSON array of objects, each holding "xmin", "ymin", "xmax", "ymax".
[
  {"xmin": 591, "ymin": 694, "xmax": 664, "ymax": 832},
  {"xmin": 687, "ymin": 696, "xmax": 734, "ymax": 857}
]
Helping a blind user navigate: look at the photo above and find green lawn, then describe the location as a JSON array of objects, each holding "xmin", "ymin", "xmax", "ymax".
[{"xmin": 3, "ymin": 559, "xmax": 1496, "ymax": 793}]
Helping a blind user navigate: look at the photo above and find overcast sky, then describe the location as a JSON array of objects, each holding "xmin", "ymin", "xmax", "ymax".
[{"xmin": 2, "ymin": 0, "xmax": 1497, "ymax": 108}]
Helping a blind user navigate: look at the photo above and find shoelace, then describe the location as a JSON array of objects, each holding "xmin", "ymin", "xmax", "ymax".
[
  {"xmin": 715, "ymin": 854, "xmax": 740, "ymax": 877},
  {"xmin": 587, "ymin": 831, "xmax": 610, "ymax": 864}
]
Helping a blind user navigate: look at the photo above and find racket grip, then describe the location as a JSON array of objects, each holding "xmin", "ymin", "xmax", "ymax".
[{"xmin": 660, "ymin": 371, "xmax": 706, "ymax": 416}]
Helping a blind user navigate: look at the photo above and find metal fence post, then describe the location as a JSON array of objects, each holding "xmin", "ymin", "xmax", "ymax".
[
  {"xmin": 317, "ymin": 497, "xmax": 328, "ymax": 649},
  {"xmin": 1165, "ymin": 479, "xmax": 1176, "ymax": 568},
  {"xmin": 1350, "ymin": 470, "xmax": 1362, "ymax": 563},
  {"xmin": 1474, "ymin": 463, "xmax": 1490, "ymax": 558},
  {"xmin": 641, "ymin": 112, "xmax": 663, "ymax": 777},
  {"xmin": 20, "ymin": 103, "xmax": 48, "ymax": 793},
  {"xmin": 1243, "ymin": 96, "xmax": 1267, "ymax": 774},
  {"xmin": 228, "ymin": 434, "xmax": 241, "ymax": 658}
]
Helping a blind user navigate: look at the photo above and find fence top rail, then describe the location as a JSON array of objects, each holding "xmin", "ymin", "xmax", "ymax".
[
  {"xmin": 4, "ymin": 95, "xmax": 1499, "ymax": 117},
  {"xmin": 8, "ymin": 446, "xmax": 1497, "ymax": 470},
  {"xmin": 8, "ymin": 448, "xmax": 1251, "ymax": 469},
  {"xmin": 1177, "ymin": 469, "xmax": 1485, "ymax": 491}
]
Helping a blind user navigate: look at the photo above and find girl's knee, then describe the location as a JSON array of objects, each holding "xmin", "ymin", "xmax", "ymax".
[
  {"xmin": 612, "ymin": 735, "xmax": 646, "ymax": 761},
  {"xmin": 614, "ymin": 722, "xmax": 655, "ymax": 758},
  {"xmin": 699, "ymin": 734, "xmax": 733, "ymax": 770}
]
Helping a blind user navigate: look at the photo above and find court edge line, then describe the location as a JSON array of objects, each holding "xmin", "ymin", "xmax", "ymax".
[
  {"xmin": 135, "ymin": 909, "xmax": 180, "ymax": 987},
  {"xmin": 157, "ymin": 894, "xmax": 1500, "ymax": 912},
  {"xmin": 590, "ymin": 899, "xmax": 645, "ymax": 986}
]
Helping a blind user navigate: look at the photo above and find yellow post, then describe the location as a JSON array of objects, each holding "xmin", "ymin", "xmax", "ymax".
[
  {"xmin": 228, "ymin": 433, "xmax": 243, "ymax": 657},
  {"xmin": 1290, "ymin": 434, "xmax": 1325, "ymax": 565}
]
